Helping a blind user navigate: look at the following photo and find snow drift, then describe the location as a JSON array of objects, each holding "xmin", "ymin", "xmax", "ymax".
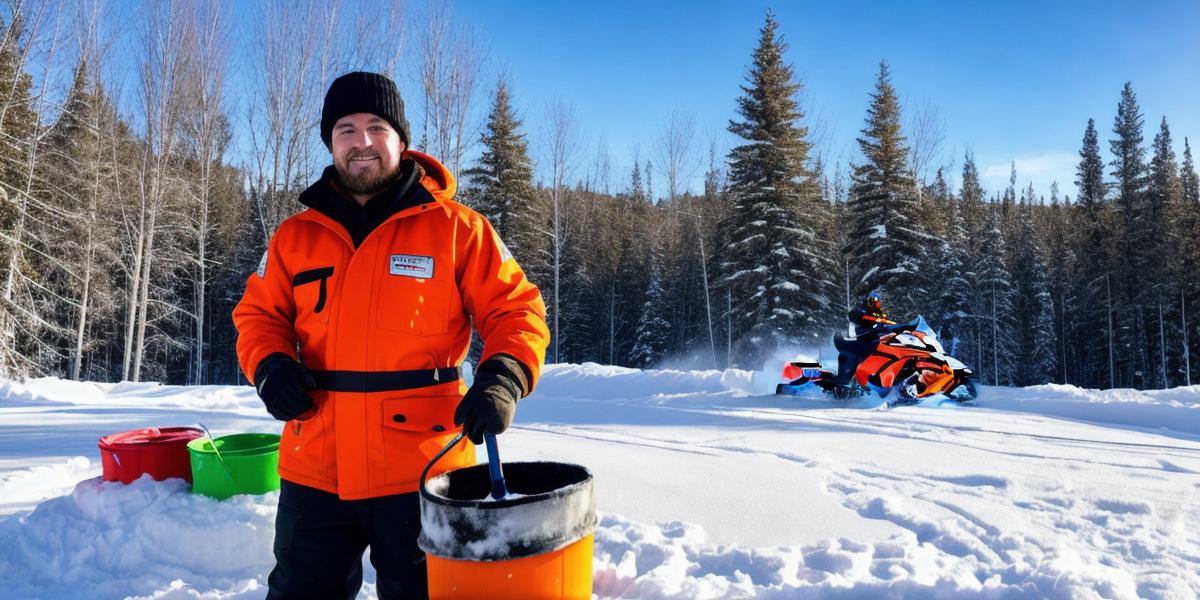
[{"xmin": 1, "ymin": 365, "xmax": 1198, "ymax": 598}]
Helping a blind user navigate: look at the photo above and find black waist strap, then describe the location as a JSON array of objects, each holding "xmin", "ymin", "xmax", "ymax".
[{"xmin": 310, "ymin": 367, "xmax": 461, "ymax": 393}]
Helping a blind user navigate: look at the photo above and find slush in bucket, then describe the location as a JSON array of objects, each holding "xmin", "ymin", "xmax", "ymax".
[{"xmin": 419, "ymin": 435, "xmax": 596, "ymax": 600}]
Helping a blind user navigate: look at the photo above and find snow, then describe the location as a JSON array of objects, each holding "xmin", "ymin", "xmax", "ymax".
[{"xmin": 2, "ymin": 367, "xmax": 1199, "ymax": 599}]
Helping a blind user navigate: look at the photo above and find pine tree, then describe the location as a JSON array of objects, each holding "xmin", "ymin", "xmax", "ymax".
[
  {"xmin": 1109, "ymin": 82, "xmax": 1151, "ymax": 387},
  {"xmin": 1182, "ymin": 139, "xmax": 1199, "ymax": 205},
  {"xmin": 916, "ymin": 167, "xmax": 952, "ymax": 321},
  {"xmin": 1180, "ymin": 138, "xmax": 1200, "ymax": 385},
  {"xmin": 716, "ymin": 11, "xmax": 836, "ymax": 365},
  {"xmin": 1147, "ymin": 117, "xmax": 1184, "ymax": 387},
  {"xmin": 934, "ymin": 198, "xmax": 973, "ymax": 359},
  {"xmin": 975, "ymin": 207, "xmax": 1017, "ymax": 385},
  {"xmin": 611, "ymin": 192, "xmax": 652, "ymax": 365},
  {"xmin": 1000, "ymin": 162, "xmax": 1019, "ymax": 243},
  {"xmin": 847, "ymin": 62, "xmax": 932, "ymax": 317},
  {"xmin": 959, "ymin": 152, "xmax": 987, "ymax": 251},
  {"xmin": 630, "ymin": 250, "xmax": 671, "ymax": 368},
  {"xmin": 1040, "ymin": 183, "xmax": 1078, "ymax": 384},
  {"xmin": 462, "ymin": 80, "xmax": 537, "ymax": 246},
  {"xmin": 1073, "ymin": 118, "xmax": 1115, "ymax": 388},
  {"xmin": 629, "ymin": 160, "xmax": 646, "ymax": 205},
  {"xmin": 463, "ymin": 80, "xmax": 549, "ymax": 293},
  {"xmin": 1011, "ymin": 203, "xmax": 1057, "ymax": 385}
]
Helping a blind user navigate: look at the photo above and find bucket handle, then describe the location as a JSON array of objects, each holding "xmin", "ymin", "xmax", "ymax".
[
  {"xmin": 198, "ymin": 422, "xmax": 235, "ymax": 481},
  {"xmin": 419, "ymin": 432, "xmax": 465, "ymax": 496},
  {"xmin": 484, "ymin": 434, "xmax": 508, "ymax": 500}
]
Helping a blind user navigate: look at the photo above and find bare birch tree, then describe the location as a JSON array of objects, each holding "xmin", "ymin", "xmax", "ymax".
[
  {"xmin": 245, "ymin": 0, "xmax": 334, "ymax": 241},
  {"xmin": 0, "ymin": 0, "xmax": 73, "ymax": 376},
  {"xmin": 124, "ymin": 0, "xmax": 194, "ymax": 381},
  {"xmin": 541, "ymin": 98, "xmax": 581, "ymax": 363},
  {"xmin": 654, "ymin": 108, "xmax": 697, "ymax": 203},
  {"xmin": 906, "ymin": 96, "xmax": 946, "ymax": 187},
  {"xmin": 414, "ymin": 2, "xmax": 485, "ymax": 174},
  {"xmin": 176, "ymin": 0, "xmax": 231, "ymax": 384}
]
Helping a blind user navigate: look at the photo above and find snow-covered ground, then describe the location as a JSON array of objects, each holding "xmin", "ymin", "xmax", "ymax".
[{"xmin": 1, "ymin": 364, "xmax": 1198, "ymax": 599}]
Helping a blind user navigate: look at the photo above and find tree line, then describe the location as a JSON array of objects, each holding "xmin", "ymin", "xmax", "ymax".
[{"xmin": 0, "ymin": 4, "xmax": 1194, "ymax": 390}]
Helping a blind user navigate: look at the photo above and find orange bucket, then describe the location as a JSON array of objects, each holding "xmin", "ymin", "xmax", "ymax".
[{"xmin": 419, "ymin": 439, "xmax": 596, "ymax": 600}]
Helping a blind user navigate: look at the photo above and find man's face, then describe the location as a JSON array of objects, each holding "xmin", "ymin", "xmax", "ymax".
[{"xmin": 331, "ymin": 112, "xmax": 405, "ymax": 198}]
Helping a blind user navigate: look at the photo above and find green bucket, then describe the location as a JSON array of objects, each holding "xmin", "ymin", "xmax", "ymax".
[{"xmin": 187, "ymin": 433, "xmax": 281, "ymax": 500}]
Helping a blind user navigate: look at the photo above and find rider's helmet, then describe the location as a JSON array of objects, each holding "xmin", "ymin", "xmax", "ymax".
[{"xmin": 865, "ymin": 290, "xmax": 883, "ymax": 312}]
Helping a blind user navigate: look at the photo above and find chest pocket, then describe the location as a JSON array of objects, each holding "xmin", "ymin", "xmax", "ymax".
[
  {"xmin": 293, "ymin": 266, "xmax": 335, "ymax": 314},
  {"xmin": 376, "ymin": 272, "xmax": 452, "ymax": 335}
]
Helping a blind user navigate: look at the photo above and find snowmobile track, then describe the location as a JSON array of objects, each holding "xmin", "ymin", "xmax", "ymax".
[{"xmin": 729, "ymin": 404, "xmax": 1200, "ymax": 456}]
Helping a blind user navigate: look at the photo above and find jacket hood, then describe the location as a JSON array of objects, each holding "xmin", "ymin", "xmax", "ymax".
[{"xmin": 407, "ymin": 150, "xmax": 456, "ymax": 203}]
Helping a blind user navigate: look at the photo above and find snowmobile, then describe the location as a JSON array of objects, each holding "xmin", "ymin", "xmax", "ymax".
[{"xmin": 776, "ymin": 315, "xmax": 979, "ymax": 405}]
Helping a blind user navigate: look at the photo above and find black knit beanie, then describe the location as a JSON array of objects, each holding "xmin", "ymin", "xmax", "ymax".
[{"xmin": 320, "ymin": 71, "xmax": 410, "ymax": 149}]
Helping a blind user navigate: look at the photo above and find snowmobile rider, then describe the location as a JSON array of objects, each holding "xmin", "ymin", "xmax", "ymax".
[
  {"xmin": 233, "ymin": 71, "xmax": 550, "ymax": 599},
  {"xmin": 849, "ymin": 290, "xmax": 895, "ymax": 336},
  {"xmin": 833, "ymin": 290, "xmax": 896, "ymax": 385}
]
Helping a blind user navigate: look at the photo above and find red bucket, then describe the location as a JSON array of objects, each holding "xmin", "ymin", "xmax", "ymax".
[{"xmin": 99, "ymin": 427, "xmax": 204, "ymax": 484}]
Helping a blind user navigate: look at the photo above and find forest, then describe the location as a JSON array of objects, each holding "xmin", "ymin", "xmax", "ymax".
[{"xmin": 0, "ymin": 2, "xmax": 1195, "ymax": 390}]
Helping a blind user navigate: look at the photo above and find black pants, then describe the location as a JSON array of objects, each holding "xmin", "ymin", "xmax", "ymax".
[{"xmin": 266, "ymin": 480, "xmax": 428, "ymax": 600}]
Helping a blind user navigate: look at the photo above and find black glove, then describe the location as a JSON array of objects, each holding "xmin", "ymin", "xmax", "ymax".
[
  {"xmin": 454, "ymin": 356, "xmax": 528, "ymax": 444},
  {"xmin": 254, "ymin": 353, "xmax": 316, "ymax": 421}
]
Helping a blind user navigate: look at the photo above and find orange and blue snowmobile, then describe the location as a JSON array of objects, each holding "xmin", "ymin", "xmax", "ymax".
[{"xmin": 776, "ymin": 315, "xmax": 979, "ymax": 405}]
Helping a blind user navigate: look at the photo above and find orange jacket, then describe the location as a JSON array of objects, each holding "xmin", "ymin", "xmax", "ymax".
[{"xmin": 233, "ymin": 151, "xmax": 549, "ymax": 499}]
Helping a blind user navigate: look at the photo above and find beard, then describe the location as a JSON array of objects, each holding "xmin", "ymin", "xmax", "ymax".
[{"xmin": 335, "ymin": 153, "xmax": 404, "ymax": 196}]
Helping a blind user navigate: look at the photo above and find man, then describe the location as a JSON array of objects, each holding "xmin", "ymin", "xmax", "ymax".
[
  {"xmin": 833, "ymin": 290, "xmax": 896, "ymax": 385},
  {"xmin": 848, "ymin": 290, "xmax": 894, "ymax": 337},
  {"xmin": 233, "ymin": 71, "xmax": 549, "ymax": 599}
]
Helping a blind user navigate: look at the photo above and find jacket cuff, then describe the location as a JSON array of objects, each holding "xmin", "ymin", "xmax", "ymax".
[{"xmin": 477, "ymin": 354, "xmax": 531, "ymax": 398}]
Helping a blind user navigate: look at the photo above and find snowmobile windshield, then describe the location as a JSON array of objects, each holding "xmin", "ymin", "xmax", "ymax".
[
  {"xmin": 873, "ymin": 315, "xmax": 932, "ymax": 336},
  {"xmin": 875, "ymin": 316, "xmax": 943, "ymax": 350}
]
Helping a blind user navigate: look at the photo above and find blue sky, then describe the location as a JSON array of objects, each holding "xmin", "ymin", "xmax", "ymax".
[{"xmin": 450, "ymin": 0, "xmax": 1199, "ymax": 200}]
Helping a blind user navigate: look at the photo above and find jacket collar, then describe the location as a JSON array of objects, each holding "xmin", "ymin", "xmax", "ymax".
[{"xmin": 294, "ymin": 150, "xmax": 456, "ymax": 246}]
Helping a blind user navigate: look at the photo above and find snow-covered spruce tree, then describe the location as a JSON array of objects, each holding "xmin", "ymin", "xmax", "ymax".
[
  {"xmin": 920, "ymin": 167, "xmax": 961, "ymax": 336},
  {"xmin": 921, "ymin": 167, "xmax": 952, "ymax": 240},
  {"xmin": 717, "ymin": 11, "xmax": 837, "ymax": 366},
  {"xmin": 630, "ymin": 246, "xmax": 671, "ymax": 368},
  {"xmin": 611, "ymin": 163, "xmax": 654, "ymax": 365},
  {"xmin": 1183, "ymin": 139, "xmax": 1199, "ymax": 205},
  {"xmin": 975, "ymin": 207, "xmax": 1017, "ymax": 386},
  {"xmin": 1011, "ymin": 202, "xmax": 1057, "ymax": 385},
  {"xmin": 1181, "ymin": 139, "xmax": 1200, "ymax": 385},
  {"xmin": 1146, "ymin": 117, "xmax": 1185, "ymax": 387},
  {"xmin": 999, "ymin": 163, "xmax": 1019, "ymax": 253},
  {"xmin": 557, "ymin": 189, "xmax": 597, "ymax": 364},
  {"xmin": 460, "ymin": 79, "xmax": 542, "ymax": 364},
  {"xmin": 847, "ymin": 62, "xmax": 933, "ymax": 318},
  {"xmin": 462, "ymin": 79, "xmax": 534, "ymax": 244},
  {"xmin": 1108, "ymin": 83, "xmax": 1151, "ymax": 388},
  {"xmin": 934, "ymin": 199, "xmax": 974, "ymax": 361},
  {"xmin": 1073, "ymin": 117, "xmax": 1116, "ymax": 388},
  {"xmin": 607, "ymin": 190, "xmax": 652, "ymax": 366},
  {"xmin": 1039, "ymin": 184, "xmax": 1079, "ymax": 384}
]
